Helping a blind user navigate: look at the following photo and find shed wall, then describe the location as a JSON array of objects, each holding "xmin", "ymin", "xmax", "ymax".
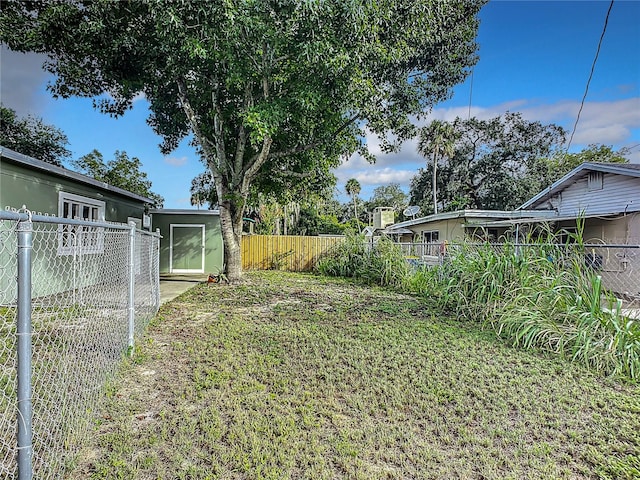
[{"xmin": 152, "ymin": 213, "xmax": 223, "ymax": 274}]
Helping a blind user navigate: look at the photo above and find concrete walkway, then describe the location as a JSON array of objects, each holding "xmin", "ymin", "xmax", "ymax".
[{"xmin": 159, "ymin": 274, "xmax": 207, "ymax": 305}]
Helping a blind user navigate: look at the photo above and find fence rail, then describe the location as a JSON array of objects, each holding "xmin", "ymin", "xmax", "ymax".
[
  {"xmin": 0, "ymin": 208, "xmax": 160, "ymax": 479},
  {"xmin": 242, "ymin": 234, "xmax": 344, "ymax": 272},
  {"xmin": 398, "ymin": 241, "xmax": 640, "ymax": 304}
]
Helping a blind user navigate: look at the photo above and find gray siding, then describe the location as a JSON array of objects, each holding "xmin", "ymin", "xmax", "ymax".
[{"xmin": 537, "ymin": 173, "xmax": 640, "ymax": 217}]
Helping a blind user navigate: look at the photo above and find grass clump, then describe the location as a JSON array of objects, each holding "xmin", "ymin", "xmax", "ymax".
[
  {"xmin": 317, "ymin": 229, "xmax": 640, "ymax": 381},
  {"xmin": 315, "ymin": 230, "xmax": 409, "ymax": 288}
]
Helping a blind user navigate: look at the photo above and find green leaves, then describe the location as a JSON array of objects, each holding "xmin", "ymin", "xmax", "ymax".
[
  {"xmin": 0, "ymin": 106, "xmax": 70, "ymax": 166},
  {"xmin": 72, "ymin": 149, "xmax": 164, "ymax": 207},
  {"xmin": 1, "ymin": 0, "xmax": 486, "ymax": 279}
]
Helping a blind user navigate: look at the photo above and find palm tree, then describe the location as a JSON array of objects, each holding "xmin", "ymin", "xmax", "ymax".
[
  {"xmin": 345, "ymin": 178, "xmax": 361, "ymax": 230},
  {"xmin": 418, "ymin": 120, "xmax": 456, "ymax": 214}
]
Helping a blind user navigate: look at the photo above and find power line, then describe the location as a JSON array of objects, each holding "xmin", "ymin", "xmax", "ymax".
[{"xmin": 566, "ymin": 0, "xmax": 614, "ymax": 151}]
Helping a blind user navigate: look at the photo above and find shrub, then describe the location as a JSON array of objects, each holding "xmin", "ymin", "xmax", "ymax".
[
  {"xmin": 317, "ymin": 228, "xmax": 640, "ymax": 381},
  {"xmin": 315, "ymin": 231, "xmax": 409, "ymax": 288}
]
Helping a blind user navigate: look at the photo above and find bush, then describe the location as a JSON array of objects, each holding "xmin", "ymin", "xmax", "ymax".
[
  {"xmin": 315, "ymin": 230, "xmax": 409, "ymax": 288},
  {"xmin": 317, "ymin": 229, "xmax": 640, "ymax": 381}
]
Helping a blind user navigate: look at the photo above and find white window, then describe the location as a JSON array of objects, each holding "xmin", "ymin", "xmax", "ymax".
[{"xmin": 58, "ymin": 192, "xmax": 105, "ymax": 255}]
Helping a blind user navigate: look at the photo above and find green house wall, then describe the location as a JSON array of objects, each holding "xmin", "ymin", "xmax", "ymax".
[
  {"xmin": 151, "ymin": 211, "xmax": 223, "ymax": 275},
  {"xmin": 1, "ymin": 158, "xmax": 146, "ymax": 222},
  {"xmin": 1, "ymin": 150, "xmax": 153, "ymax": 305}
]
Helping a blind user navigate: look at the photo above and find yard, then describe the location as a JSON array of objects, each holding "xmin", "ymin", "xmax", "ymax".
[{"xmin": 71, "ymin": 271, "xmax": 639, "ymax": 479}]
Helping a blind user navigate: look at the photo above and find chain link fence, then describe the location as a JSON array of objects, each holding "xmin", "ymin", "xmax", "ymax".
[
  {"xmin": 397, "ymin": 240, "xmax": 640, "ymax": 309},
  {"xmin": 0, "ymin": 209, "xmax": 160, "ymax": 479}
]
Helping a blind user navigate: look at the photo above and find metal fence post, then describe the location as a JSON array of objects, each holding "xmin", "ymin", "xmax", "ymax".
[
  {"xmin": 127, "ymin": 222, "xmax": 136, "ymax": 355},
  {"xmin": 17, "ymin": 217, "xmax": 33, "ymax": 480},
  {"xmin": 155, "ymin": 229, "xmax": 161, "ymax": 307}
]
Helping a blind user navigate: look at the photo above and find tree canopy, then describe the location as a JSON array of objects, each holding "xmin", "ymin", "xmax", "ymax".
[
  {"xmin": 1, "ymin": 0, "xmax": 485, "ymax": 280},
  {"xmin": 366, "ymin": 183, "xmax": 408, "ymax": 221},
  {"xmin": 73, "ymin": 150, "xmax": 164, "ymax": 207},
  {"xmin": 0, "ymin": 105, "xmax": 70, "ymax": 166},
  {"xmin": 410, "ymin": 112, "xmax": 567, "ymax": 213}
]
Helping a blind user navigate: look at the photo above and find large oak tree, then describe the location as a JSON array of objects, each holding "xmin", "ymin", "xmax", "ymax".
[
  {"xmin": 410, "ymin": 113, "xmax": 567, "ymax": 213},
  {"xmin": 1, "ymin": 0, "xmax": 485, "ymax": 281}
]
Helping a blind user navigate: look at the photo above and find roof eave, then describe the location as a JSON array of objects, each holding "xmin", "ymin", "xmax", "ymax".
[{"xmin": 1, "ymin": 145, "xmax": 157, "ymax": 204}]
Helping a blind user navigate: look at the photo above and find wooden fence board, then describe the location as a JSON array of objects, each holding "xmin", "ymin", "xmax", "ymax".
[{"xmin": 242, "ymin": 235, "xmax": 344, "ymax": 272}]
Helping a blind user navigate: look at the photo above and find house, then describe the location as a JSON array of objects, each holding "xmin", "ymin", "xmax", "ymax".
[
  {"xmin": 1, "ymin": 146, "xmax": 154, "ymax": 225},
  {"xmin": 517, "ymin": 162, "xmax": 640, "ymax": 243},
  {"xmin": 383, "ymin": 162, "xmax": 640, "ymax": 297},
  {"xmin": 385, "ymin": 162, "xmax": 640, "ymax": 246},
  {"xmin": 384, "ymin": 209, "xmax": 556, "ymax": 248},
  {"xmin": 1, "ymin": 146, "xmax": 224, "ymax": 278}
]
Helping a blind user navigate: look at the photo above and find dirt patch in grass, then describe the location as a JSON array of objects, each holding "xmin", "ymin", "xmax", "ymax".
[{"xmin": 71, "ymin": 271, "xmax": 640, "ymax": 480}]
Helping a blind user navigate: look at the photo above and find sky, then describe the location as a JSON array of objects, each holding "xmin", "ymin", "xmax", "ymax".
[{"xmin": 1, "ymin": 0, "xmax": 639, "ymax": 209}]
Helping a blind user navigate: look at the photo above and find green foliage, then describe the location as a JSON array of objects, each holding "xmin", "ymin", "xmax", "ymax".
[
  {"xmin": 541, "ymin": 144, "xmax": 629, "ymax": 185},
  {"xmin": 0, "ymin": 0, "xmax": 485, "ymax": 280},
  {"xmin": 344, "ymin": 178, "xmax": 362, "ymax": 227},
  {"xmin": 0, "ymin": 105, "xmax": 70, "ymax": 166},
  {"xmin": 316, "ymin": 231, "xmax": 409, "ymax": 288},
  {"xmin": 190, "ymin": 171, "xmax": 217, "ymax": 209},
  {"xmin": 418, "ymin": 120, "xmax": 457, "ymax": 214},
  {"xmin": 409, "ymin": 112, "xmax": 566, "ymax": 212},
  {"xmin": 72, "ymin": 149, "xmax": 164, "ymax": 207},
  {"xmin": 319, "ymin": 228, "xmax": 640, "ymax": 381},
  {"xmin": 419, "ymin": 236, "xmax": 640, "ymax": 381},
  {"xmin": 288, "ymin": 204, "xmax": 345, "ymax": 236},
  {"xmin": 365, "ymin": 183, "xmax": 408, "ymax": 221}
]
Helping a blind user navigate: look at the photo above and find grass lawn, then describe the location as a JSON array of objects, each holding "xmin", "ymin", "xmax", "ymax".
[{"xmin": 71, "ymin": 271, "xmax": 640, "ymax": 480}]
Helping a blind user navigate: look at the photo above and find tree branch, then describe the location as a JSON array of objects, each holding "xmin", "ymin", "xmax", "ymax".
[{"xmin": 267, "ymin": 114, "xmax": 359, "ymax": 160}]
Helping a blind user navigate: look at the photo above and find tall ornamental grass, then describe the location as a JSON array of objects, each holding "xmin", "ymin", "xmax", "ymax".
[
  {"xmin": 315, "ymin": 230, "xmax": 409, "ymax": 288},
  {"xmin": 317, "ymin": 229, "xmax": 640, "ymax": 381}
]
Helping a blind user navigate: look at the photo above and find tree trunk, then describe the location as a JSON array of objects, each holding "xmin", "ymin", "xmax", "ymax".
[{"xmin": 432, "ymin": 147, "xmax": 439, "ymax": 215}]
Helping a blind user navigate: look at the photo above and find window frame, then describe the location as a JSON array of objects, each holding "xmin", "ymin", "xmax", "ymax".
[
  {"xmin": 422, "ymin": 230, "xmax": 440, "ymax": 243},
  {"xmin": 57, "ymin": 192, "xmax": 106, "ymax": 255}
]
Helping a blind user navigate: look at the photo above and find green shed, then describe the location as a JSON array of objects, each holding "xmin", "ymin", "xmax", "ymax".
[{"xmin": 150, "ymin": 209, "xmax": 224, "ymax": 275}]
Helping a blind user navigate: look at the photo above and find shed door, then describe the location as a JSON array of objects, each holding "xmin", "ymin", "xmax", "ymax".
[{"xmin": 170, "ymin": 224, "xmax": 205, "ymax": 273}]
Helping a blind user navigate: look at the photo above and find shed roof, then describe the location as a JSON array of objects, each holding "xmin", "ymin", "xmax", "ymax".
[
  {"xmin": 1, "ymin": 145, "xmax": 156, "ymax": 204},
  {"xmin": 150, "ymin": 209, "xmax": 220, "ymax": 215}
]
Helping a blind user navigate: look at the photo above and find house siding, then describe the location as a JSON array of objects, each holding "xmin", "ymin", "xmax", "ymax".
[
  {"xmin": 534, "ymin": 173, "xmax": 640, "ymax": 217},
  {"xmin": 1, "ymin": 158, "xmax": 146, "ymax": 222},
  {"xmin": 151, "ymin": 212, "xmax": 224, "ymax": 275}
]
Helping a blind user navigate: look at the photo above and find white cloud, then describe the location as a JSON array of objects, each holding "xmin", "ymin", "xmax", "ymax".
[
  {"xmin": 352, "ymin": 168, "xmax": 416, "ymax": 186},
  {"xmin": 333, "ymin": 96, "xmax": 640, "ymax": 201},
  {"xmin": 164, "ymin": 156, "xmax": 188, "ymax": 167}
]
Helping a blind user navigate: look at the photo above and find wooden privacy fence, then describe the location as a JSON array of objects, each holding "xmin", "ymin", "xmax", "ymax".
[{"xmin": 242, "ymin": 235, "xmax": 344, "ymax": 272}]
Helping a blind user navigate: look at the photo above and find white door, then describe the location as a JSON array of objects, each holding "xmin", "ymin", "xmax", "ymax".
[{"xmin": 170, "ymin": 224, "xmax": 205, "ymax": 273}]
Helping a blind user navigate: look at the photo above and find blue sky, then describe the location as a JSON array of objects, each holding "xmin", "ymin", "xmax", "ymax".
[{"xmin": 1, "ymin": 0, "xmax": 639, "ymax": 208}]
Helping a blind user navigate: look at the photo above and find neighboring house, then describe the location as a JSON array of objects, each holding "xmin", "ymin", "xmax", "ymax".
[
  {"xmin": 383, "ymin": 162, "xmax": 640, "ymax": 297},
  {"xmin": 384, "ymin": 209, "xmax": 557, "ymax": 246},
  {"xmin": 517, "ymin": 162, "xmax": 640, "ymax": 244},
  {"xmin": 385, "ymin": 162, "xmax": 640, "ymax": 246},
  {"xmin": 1, "ymin": 146, "xmax": 155, "ymax": 225},
  {"xmin": 150, "ymin": 209, "xmax": 224, "ymax": 275}
]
